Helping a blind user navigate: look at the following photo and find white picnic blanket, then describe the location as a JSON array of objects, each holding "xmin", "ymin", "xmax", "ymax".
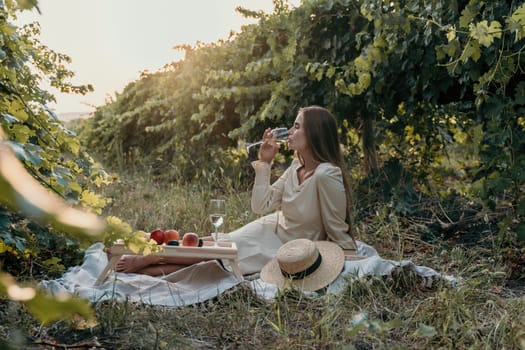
[{"xmin": 40, "ymin": 241, "xmax": 455, "ymax": 306}]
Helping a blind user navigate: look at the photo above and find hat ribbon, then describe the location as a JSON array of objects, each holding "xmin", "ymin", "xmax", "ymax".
[{"xmin": 281, "ymin": 252, "xmax": 322, "ymax": 279}]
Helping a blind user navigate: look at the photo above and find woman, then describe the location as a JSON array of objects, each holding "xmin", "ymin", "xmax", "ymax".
[{"xmin": 113, "ymin": 106, "xmax": 356, "ymax": 276}]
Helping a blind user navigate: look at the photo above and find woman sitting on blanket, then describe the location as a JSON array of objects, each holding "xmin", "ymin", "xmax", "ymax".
[{"xmin": 113, "ymin": 105, "xmax": 357, "ymax": 276}]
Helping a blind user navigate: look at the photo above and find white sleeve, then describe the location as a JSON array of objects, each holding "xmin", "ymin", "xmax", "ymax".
[{"xmin": 250, "ymin": 160, "xmax": 292, "ymax": 215}]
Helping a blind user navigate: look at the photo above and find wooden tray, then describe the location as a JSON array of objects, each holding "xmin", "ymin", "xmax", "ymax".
[{"xmin": 95, "ymin": 240, "xmax": 243, "ymax": 285}]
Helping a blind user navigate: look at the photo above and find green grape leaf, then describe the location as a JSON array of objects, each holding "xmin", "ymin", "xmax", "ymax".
[
  {"xmin": 459, "ymin": 4, "xmax": 478, "ymax": 28},
  {"xmin": 469, "ymin": 20, "xmax": 502, "ymax": 47},
  {"xmin": 507, "ymin": 3, "xmax": 525, "ymax": 42},
  {"xmin": 511, "ymin": 3, "xmax": 525, "ymax": 23},
  {"xmin": 461, "ymin": 40, "xmax": 481, "ymax": 62},
  {"xmin": 79, "ymin": 190, "xmax": 106, "ymax": 214},
  {"xmin": 446, "ymin": 40, "xmax": 460, "ymax": 57},
  {"xmin": 10, "ymin": 124, "xmax": 34, "ymax": 143},
  {"xmin": 5, "ymin": 98, "xmax": 28, "ymax": 122}
]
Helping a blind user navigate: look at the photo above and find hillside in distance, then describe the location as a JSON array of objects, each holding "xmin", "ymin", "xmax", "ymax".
[{"xmin": 58, "ymin": 112, "xmax": 93, "ymax": 121}]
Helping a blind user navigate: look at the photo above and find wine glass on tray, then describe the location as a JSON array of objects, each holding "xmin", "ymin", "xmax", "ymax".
[{"xmin": 209, "ymin": 199, "xmax": 226, "ymax": 245}]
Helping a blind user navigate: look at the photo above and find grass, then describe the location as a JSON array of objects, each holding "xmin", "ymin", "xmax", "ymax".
[
  {"xmin": 1, "ymin": 171, "xmax": 524, "ymax": 349},
  {"xmin": 100, "ymin": 172, "xmax": 255, "ymax": 236}
]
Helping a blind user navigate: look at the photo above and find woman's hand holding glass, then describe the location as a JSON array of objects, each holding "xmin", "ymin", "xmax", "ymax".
[{"xmin": 259, "ymin": 128, "xmax": 283, "ymax": 163}]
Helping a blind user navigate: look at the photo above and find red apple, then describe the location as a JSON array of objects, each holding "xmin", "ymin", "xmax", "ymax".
[
  {"xmin": 164, "ymin": 229, "xmax": 180, "ymax": 243},
  {"xmin": 182, "ymin": 232, "xmax": 199, "ymax": 247},
  {"xmin": 150, "ymin": 228, "xmax": 165, "ymax": 245}
]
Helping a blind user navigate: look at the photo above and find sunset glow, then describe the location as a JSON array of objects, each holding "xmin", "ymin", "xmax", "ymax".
[{"xmin": 17, "ymin": 0, "xmax": 299, "ymax": 115}]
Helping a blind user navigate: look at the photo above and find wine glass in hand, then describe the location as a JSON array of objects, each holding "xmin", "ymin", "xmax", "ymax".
[
  {"xmin": 209, "ymin": 199, "xmax": 226, "ymax": 245},
  {"xmin": 257, "ymin": 128, "xmax": 281, "ymax": 163},
  {"xmin": 246, "ymin": 127, "xmax": 288, "ymax": 151}
]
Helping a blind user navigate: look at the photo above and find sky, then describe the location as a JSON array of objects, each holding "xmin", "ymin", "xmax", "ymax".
[{"xmin": 16, "ymin": 1, "xmax": 299, "ymax": 115}]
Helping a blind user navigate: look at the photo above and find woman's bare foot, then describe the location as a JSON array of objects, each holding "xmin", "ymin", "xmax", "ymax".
[{"xmin": 115, "ymin": 255, "xmax": 160, "ymax": 273}]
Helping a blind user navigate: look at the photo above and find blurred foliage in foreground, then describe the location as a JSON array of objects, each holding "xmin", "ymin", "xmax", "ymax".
[{"xmin": 0, "ymin": 0, "xmax": 152, "ymax": 327}]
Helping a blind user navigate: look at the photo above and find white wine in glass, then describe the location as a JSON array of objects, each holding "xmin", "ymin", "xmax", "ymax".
[
  {"xmin": 209, "ymin": 199, "xmax": 226, "ymax": 244},
  {"xmin": 246, "ymin": 127, "xmax": 288, "ymax": 151}
]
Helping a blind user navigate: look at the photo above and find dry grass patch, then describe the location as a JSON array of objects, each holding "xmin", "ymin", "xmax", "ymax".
[{"xmin": 1, "ymin": 171, "xmax": 524, "ymax": 349}]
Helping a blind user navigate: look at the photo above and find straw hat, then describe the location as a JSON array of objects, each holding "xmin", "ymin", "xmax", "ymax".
[{"xmin": 260, "ymin": 238, "xmax": 345, "ymax": 292}]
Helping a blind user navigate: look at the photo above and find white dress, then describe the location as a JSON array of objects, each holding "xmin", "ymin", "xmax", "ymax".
[{"xmin": 219, "ymin": 158, "xmax": 354, "ymax": 275}]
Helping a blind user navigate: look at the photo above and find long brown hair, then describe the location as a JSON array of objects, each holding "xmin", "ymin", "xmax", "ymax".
[{"xmin": 298, "ymin": 106, "xmax": 356, "ymax": 245}]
